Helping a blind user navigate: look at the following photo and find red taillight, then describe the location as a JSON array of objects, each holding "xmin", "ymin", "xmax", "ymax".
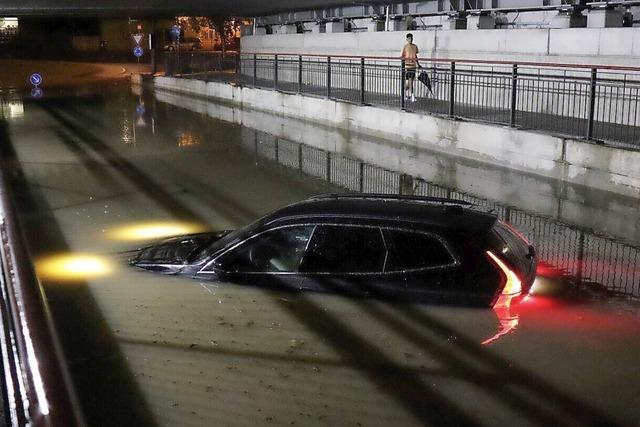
[{"xmin": 487, "ymin": 250, "xmax": 522, "ymax": 308}]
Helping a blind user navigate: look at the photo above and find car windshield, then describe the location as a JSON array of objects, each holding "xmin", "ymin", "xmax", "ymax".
[{"xmin": 190, "ymin": 217, "xmax": 266, "ymax": 262}]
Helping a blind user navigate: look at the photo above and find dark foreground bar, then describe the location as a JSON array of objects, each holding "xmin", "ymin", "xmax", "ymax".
[{"xmin": 0, "ymin": 123, "xmax": 83, "ymax": 426}]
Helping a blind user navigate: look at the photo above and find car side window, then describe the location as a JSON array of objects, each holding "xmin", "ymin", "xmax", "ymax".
[
  {"xmin": 383, "ymin": 229, "xmax": 454, "ymax": 272},
  {"xmin": 300, "ymin": 225, "xmax": 386, "ymax": 273},
  {"xmin": 214, "ymin": 226, "xmax": 315, "ymax": 273}
]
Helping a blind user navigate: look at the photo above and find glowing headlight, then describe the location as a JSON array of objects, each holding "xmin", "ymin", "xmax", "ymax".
[
  {"xmin": 36, "ymin": 253, "xmax": 114, "ymax": 281},
  {"xmin": 107, "ymin": 221, "xmax": 206, "ymax": 241}
]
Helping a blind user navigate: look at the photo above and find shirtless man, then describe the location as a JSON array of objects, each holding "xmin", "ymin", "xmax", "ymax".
[{"xmin": 401, "ymin": 33, "xmax": 419, "ymax": 102}]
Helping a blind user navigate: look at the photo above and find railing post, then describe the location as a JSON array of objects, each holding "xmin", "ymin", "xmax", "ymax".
[
  {"xmin": 449, "ymin": 61, "xmax": 456, "ymax": 118},
  {"xmin": 234, "ymin": 53, "xmax": 240, "ymax": 82},
  {"xmin": 576, "ymin": 230, "xmax": 585, "ymax": 291},
  {"xmin": 274, "ymin": 54, "xmax": 279, "ymax": 90},
  {"xmin": 401, "ymin": 59, "xmax": 406, "ymax": 110},
  {"xmin": 326, "ymin": 153, "xmax": 331, "ymax": 182},
  {"xmin": 510, "ymin": 64, "xmax": 518, "ymax": 127},
  {"xmin": 327, "ymin": 56, "xmax": 332, "ymax": 98},
  {"xmin": 399, "ymin": 174, "xmax": 414, "ymax": 195},
  {"xmin": 253, "ymin": 53, "xmax": 257, "ymax": 87},
  {"xmin": 587, "ymin": 67, "xmax": 597, "ymax": 139},
  {"xmin": 360, "ymin": 57, "xmax": 366, "ymax": 105},
  {"xmin": 298, "ymin": 55, "xmax": 303, "ymax": 93}
]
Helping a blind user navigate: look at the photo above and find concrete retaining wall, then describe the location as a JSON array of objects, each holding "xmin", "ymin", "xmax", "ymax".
[
  {"xmin": 154, "ymin": 75, "xmax": 640, "ymax": 197},
  {"xmin": 241, "ymin": 27, "xmax": 640, "ymax": 67}
]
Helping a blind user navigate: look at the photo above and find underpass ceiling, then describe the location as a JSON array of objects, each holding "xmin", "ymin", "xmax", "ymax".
[{"xmin": 0, "ymin": 0, "xmax": 391, "ymax": 17}]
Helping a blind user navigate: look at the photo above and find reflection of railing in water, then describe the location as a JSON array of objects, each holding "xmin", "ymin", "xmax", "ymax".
[{"xmin": 242, "ymin": 129, "xmax": 640, "ymax": 299}]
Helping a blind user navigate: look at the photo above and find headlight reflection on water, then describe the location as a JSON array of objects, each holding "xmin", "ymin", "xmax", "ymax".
[
  {"xmin": 107, "ymin": 221, "xmax": 206, "ymax": 241},
  {"xmin": 36, "ymin": 253, "xmax": 114, "ymax": 282}
]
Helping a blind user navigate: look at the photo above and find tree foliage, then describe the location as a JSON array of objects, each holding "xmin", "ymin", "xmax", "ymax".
[{"xmin": 178, "ymin": 16, "xmax": 239, "ymax": 51}]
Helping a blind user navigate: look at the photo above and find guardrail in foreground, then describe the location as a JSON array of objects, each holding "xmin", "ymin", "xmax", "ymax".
[
  {"xmin": 0, "ymin": 153, "xmax": 82, "ymax": 425},
  {"xmin": 165, "ymin": 51, "xmax": 640, "ymax": 148}
]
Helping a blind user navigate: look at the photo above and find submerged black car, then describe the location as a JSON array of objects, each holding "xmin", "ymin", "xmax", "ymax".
[{"xmin": 131, "ymin": 194, "xmax": 537, "ymax": 307}]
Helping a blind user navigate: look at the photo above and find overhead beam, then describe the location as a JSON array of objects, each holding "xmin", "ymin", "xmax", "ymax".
[{"xmin": 0, "ymin": 0, "xmax": 392, "ymax": 18}]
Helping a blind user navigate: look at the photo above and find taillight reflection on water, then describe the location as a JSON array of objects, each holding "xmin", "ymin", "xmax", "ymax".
[{"xmin": 483, "ymin": 251, "xmax": 525, "ymax": 345}]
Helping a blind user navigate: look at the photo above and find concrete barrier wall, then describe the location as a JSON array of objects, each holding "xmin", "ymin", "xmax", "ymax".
[
  {"xmin": 241, "ymin": 28, "xmax": 640, "ymax": 67},
  {"xmin": 154, "ymin": 76, "xmax": 640, "ymax": 197}
]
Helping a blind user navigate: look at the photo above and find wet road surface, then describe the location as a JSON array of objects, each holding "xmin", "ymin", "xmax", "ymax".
[{"xmin": 1, "ymin": 83, "xmax": 639, "ymax": 426}]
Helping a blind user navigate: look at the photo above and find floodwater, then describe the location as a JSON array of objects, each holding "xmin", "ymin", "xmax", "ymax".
[{"xmin": 1, "ymin": 82, "xmax": 639, "ymax": 427}]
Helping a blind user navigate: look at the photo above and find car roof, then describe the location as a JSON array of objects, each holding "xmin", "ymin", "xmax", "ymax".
[{"xmin": 262, "ymin": 194, "xmax": 498, "ymax": 234}]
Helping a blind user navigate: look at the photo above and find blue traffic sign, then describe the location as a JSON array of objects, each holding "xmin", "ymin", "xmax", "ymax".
[
  {"xmin": 135, "ymin": 102, "xmax": 146, "ymax": 115},
  {"xmin": 133, "ymin": 46, "xmax": 144, "ymax": 58},
  {"xmin": 29, "ymin": 73, "xmax": 42, "ymax": 86},
  {"xmin": 31, "ymin": 87, "xmax": 43, "ymax": 99},
  {"xmin": 170, "ymin": 25, "xmax": 181, "ymax": 39}
]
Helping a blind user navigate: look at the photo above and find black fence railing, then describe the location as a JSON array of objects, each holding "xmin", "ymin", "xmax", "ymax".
[
  {"xmin": 240, "ymin": 127, "xmax": 640, "ymax": 299},
  {"xmin": 165, "ymin": 52, "xmax": 640, "ymax": 148},
  {"xmin": 164, "ymin": 51, "xmax": 239, "ymax": 82}
]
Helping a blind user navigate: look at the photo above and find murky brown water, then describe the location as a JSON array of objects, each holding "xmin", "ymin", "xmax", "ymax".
[{"xmin": 1, "ymin": 82, "xmax": 639, "ymax": 427}]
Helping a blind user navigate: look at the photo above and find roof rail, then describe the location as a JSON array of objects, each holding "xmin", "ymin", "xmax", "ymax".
[{"xmin": 310, "ymin": 193, "xmax": 473, "ymax": 206}]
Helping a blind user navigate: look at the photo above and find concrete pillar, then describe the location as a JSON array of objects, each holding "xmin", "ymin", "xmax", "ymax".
[
  {"xmin": 389, "ymin": 19, "xmax": 407, "ymax": 32},
  {"xmin": 326, "ymin": 21, "xmax": 345, "ymax": 33},
  {"xmin": 310, "ymin": 23, "xmax": 325, "ymax": 33},
  {"xmin": 587, "ymin": 8, "xmax": 623, "ymax": 28},
  {"xmin": 550, "ymin": 11, "xmax": 587, "ymax": 29},
  {"xmin": 367, "ymin": 20, "xmax": 385, "ymax": 32},
  {"xmin": 467, "ymin": 14, "xmax": 495, "ymax": 30},
  {"xmin": 448, "ymin": 16, "xmax": 467, "ymax": 30},
  {"xmin": 254, "ymin": 27, "xmax": 267, "ymax": 36},
  {"xmin": 240, "ymin": 24, "xmax": 253, "ymax": 36},
  {"xmin": 277, "ymin": 24, "xmax": 297, "ymax": 35}
]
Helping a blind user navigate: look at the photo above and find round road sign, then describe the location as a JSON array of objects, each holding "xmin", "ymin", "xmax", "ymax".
[
  {"xmin": 29, "ymin": 73, "xmax": 43, "ymax": 86},
  {"xmin": 171, "ymin": 25, "xmax": 181, "ymax": 39},
  {"xmin": 133, "ymin": 46, "xmax": 144, "ymax": 58}
]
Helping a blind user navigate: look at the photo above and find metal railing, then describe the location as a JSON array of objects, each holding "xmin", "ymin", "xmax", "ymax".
[
  {"xmin": 242, "ymin": 128, "xmax": 640, "ymax": 299},
  {"xmin": 0, "ymin": 121, "xmax": 82, "ymax": 426},
  {"xmin": 164, "ymin": 51, "xmax": 240, "ymax": 83},
  {"xmin": 165, "ymin": 51, "xmax": 640, "ymax": 148}
]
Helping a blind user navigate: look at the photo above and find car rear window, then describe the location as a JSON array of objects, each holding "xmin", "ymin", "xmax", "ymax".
[
  {"xmin": 383, "ymin": 229, "xmax": 454, "ymax": 272},
  {"xmin": 301, "ymin": 225, "xmax": 386, "ymax": 273}
]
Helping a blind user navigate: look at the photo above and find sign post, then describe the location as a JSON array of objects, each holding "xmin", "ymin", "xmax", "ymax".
[
  {"xmin": 132, "ymin": 33, "xmax": 145, "ymax": 74},
  {"xmin": 171, "ymin": 25, "xmax": 181, "ymax": 74},
  {"xmin": 132, "ymin": 33, "xmax": 146, "ymax": 74},
  {"xmin": 29, "ymin": 73, "xmax": 44, "ymax": 98}
]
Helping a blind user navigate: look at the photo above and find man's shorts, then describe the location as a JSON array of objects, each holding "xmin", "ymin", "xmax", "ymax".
[{"xmin": 405, "ymin": 70, "xmax": 416, "ymax": 80}]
